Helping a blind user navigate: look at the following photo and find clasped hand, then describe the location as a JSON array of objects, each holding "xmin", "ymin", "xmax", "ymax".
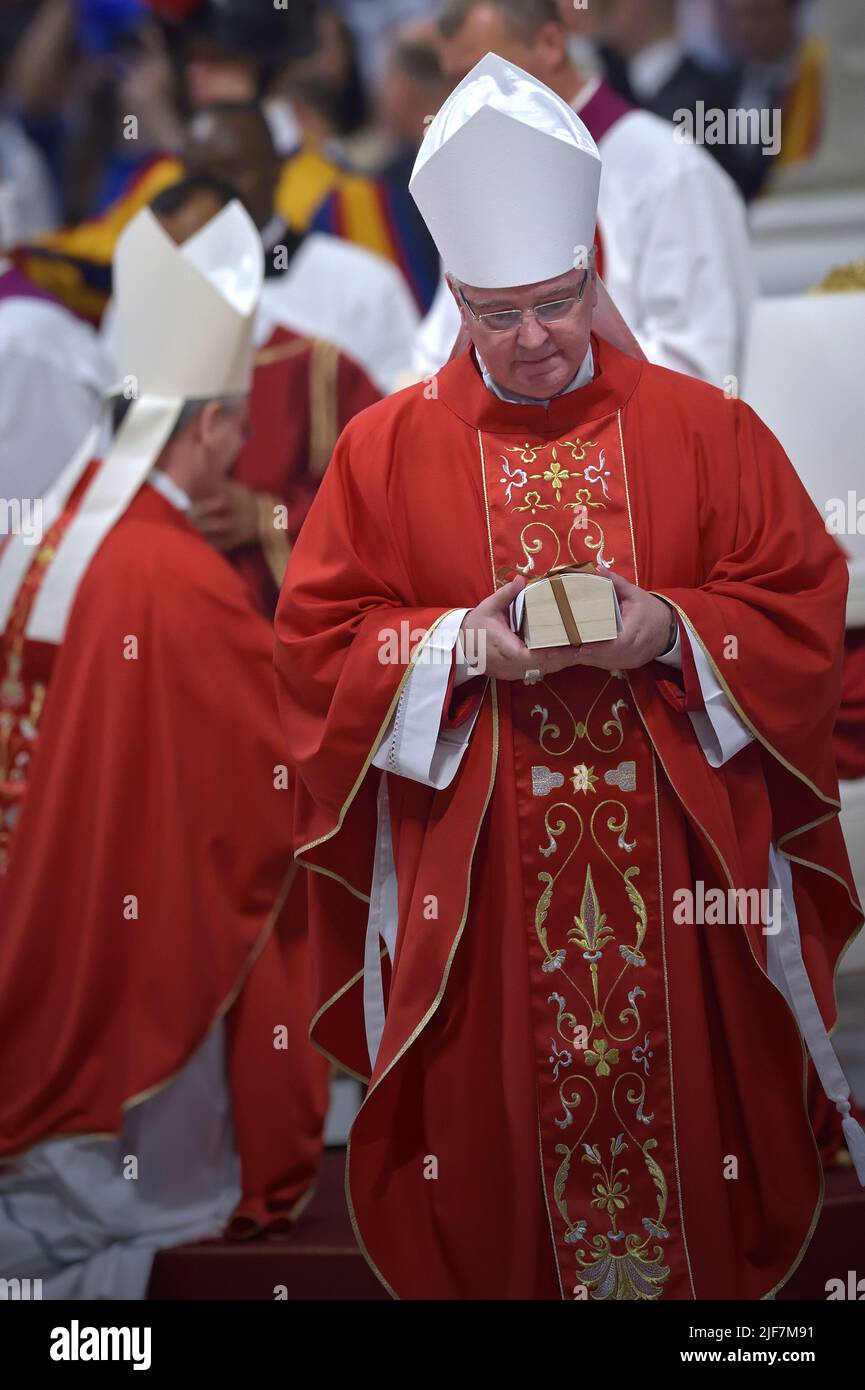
[{"xmin": 458, "ymin": 572, "xmax": 674, "ymax": 683}]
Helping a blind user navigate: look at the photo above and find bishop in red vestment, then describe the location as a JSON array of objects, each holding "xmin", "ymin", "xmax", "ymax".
[
  {"xmin": 273, "ymin": 55, "xmax": 864, "ymax": 1301},
  {"xmin": 0, "ymin": 200, "xmax": 329, "ymax": 1299},
  {"xmin": 0, "ymin": 467, "xmax": 329, "ymax": 1223}
]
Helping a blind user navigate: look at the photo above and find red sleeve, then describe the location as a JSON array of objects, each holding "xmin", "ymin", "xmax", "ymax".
[
  {"xmin": 655, "ymin": 618, "xmax": 704, "ymax": 715},
  {"xmin": 834, "ymin": 629, "xmax": 865, "ymax": 779}
]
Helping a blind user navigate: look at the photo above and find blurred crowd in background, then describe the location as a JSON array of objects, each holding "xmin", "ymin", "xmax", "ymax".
[{"xmin": 0, "ymin": 0, "xmax": 829, "ymax": 269}]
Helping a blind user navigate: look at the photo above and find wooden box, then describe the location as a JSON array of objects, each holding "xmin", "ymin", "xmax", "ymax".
[{"xmin": 509, "ymin": 570, "xmax": 622, "ymax": 650}]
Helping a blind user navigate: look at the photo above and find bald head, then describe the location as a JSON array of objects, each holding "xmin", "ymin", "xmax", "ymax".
[
  {"xmin": 185, "ymin": 103, "xmax": 280, "ymax": 231},
  {"xmin": 438, "ymin": 0, "xmax": 560, "ymax": 40},
  {"xmin": 436, "ymin": 0, "xmax": 572, "ymax": 91}
]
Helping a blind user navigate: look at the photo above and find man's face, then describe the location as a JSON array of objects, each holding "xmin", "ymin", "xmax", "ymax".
[
  {"xmin": 204, "ymin": 399, "xmax": 251, "ymax": 485},
  {"xmin": 451, "ymin": 266, "xmax": 597, "ymax": 400},
  {"xmin": 439, "ymin": 2, "xmax": 564, "ymax": 85},
  {"xmin": 184, "ymin": 41, "xmax": 259, "ymax": 109},
  {"xmin": 156, "ymin": 189, "xmax": 226, "ymax": 245},
  {"xmin": 185, "ymin": 111, "xmax": 278, "ymax": 231},
  {"xmin": 380, "ymin": 64, "xmax": 439, "ymax": 150},
  {"xmin": 184, "ymin": 397, "xmax": 251, "ymax": 501}
]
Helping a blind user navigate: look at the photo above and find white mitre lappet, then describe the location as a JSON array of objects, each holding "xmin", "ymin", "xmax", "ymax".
[
  {"xmin": 0, "ymin": 199, "xmax": 263, "ymax": 645},
  {"xmin": 409, "ymin": 52, "xmax": 643, "ymax": 360}
]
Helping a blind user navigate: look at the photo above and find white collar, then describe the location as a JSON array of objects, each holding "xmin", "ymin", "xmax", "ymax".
[
  {"xmin": 571, "ymin": 73, "xmax": 602, "ymax": 114},
  {"xmin": 146, "ymin": 468, "xmax": 191, "ymax": 513},
  {"xmin": 627, "ymin": 36, "xmax": 685, "ymax": 101},
  {"xmin": 477, "ymin": 343, "xmax": 595, "ymax": 407}
]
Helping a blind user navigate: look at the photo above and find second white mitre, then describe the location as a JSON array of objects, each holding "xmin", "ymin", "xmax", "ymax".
[{"xmin": 0, "ymin": 200, "xmax": 263, "ymax": 645}]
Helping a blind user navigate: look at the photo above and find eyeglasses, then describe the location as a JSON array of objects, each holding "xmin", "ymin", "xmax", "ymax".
[{"xmin": 458, "ymin": 271, "xmax": 589, "ymax": 333}]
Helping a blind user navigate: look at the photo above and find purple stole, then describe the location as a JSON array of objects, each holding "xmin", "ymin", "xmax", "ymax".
[
  {"xmin": 576, "ymin": 79, "xmax": 633, "ymax": 144},
  {"xmin": 0, "ymin": 266, "xmax": 58, "ymax": 305}
]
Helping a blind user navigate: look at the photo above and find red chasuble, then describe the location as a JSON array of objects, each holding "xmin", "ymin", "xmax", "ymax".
[
  {"xmin": 0, "ymin": 469, "xmax": 330, "ymax": 1233},
  {"xmin": 274, "ymin": 337, "xmax": 862, "ymax": 1300},
  {"xmin": 836, "ymin": 630, "xmax": 865, "ymax": 779},
  {"xmin": 232, "ymin": 326, "xmax": 380, "ymax": 616}
]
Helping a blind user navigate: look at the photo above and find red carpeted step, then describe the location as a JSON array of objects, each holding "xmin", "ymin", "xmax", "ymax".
[
  {"xmin": 148, "ymin": 1148, "xmax": 389, "ymax": 1300},
  {"xmin": 148, "ymin": 1151, "xmax": 864, "ymax": 1300},
  {"xmin": 777, "ymin": 1164, "xmax": 865, "ymax": 1301}
]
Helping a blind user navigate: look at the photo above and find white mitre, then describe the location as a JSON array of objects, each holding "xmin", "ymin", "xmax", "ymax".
[
  {"xmin": 0, "ymin": 200, "xmax": 263, "ymax": 644},
  {"xmin": 409, "ymin": 52, "xmax": 643, "ymax": 358},
  {"xmin": 411, "ymin": 51, "xmax": 600, "ymax": 288}
]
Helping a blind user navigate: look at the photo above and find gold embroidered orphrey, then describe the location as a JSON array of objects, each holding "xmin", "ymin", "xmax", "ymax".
[{"xmin": 483, "ymin": 412, "xmax": 684, "ymax": 1300}]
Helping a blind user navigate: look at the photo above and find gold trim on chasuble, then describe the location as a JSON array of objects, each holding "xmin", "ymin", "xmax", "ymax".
[
  {"xmin": 0, "ymin": 538, "xmax": 58, "ymax": 876},
  {"xmin": 480, "ymin": 414, "xmax": 689, "ymax": 1300}
]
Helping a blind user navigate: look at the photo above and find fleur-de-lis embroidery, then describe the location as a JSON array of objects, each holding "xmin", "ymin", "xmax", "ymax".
[
  {"xmin": 584, "ymin": 1038, "xmax": 620, "ymax": 1077},
  {"xmin": 568, "ymin": 864, "xmax": 614, "ymax": 958}
]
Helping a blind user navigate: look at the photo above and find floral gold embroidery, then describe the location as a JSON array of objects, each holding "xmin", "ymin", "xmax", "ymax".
[
  {"xmin": 571, "ymin": 763, "xmax": 598, "ymax": 795},
  {"xmin": 585, "ymin": 1039, "xmax": 620, "ymax": 1077}
]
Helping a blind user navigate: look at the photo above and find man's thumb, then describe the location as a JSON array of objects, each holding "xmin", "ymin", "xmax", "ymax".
[
  {"xmin": 607, "ymin": 569, "xmax": 635, "ymax": 598},
  {"xmin": 490, "ymin": 575, "xmax": 526, "ymax": 609}
]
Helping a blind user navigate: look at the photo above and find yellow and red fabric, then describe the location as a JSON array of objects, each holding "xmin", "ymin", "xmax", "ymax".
[
  {"xmin": 232, "ymin": 325, "xmax": 380, "ymax": 617},
  {"xmin": 11, "ymin": 144, "xmax": 414, "ymax": 324}
]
